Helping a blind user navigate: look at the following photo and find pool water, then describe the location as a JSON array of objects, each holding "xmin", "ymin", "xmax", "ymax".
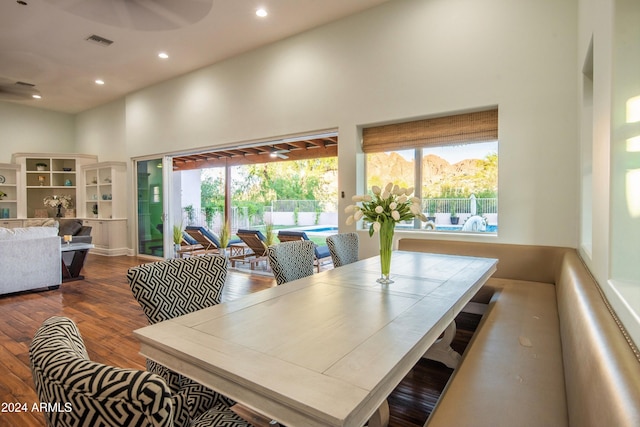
[
  {"xmin": 300, "ymin": 226, "xmax": 339, "ymax": 233},
  {"xmin": 436, "ymin": 225, "xmax": 498, "ymax": 232}
]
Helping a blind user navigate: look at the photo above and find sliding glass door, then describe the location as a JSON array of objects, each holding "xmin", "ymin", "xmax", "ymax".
[{"xmin": 136, "ymin": 158, "xmax": 165, "ymax": 257}]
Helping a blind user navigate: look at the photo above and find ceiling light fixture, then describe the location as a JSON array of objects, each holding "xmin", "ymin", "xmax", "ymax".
[
  {"xmin": 269, "ymin": 148, "xmax": 289, "ymax": 159},
  {"xmin": 158, "ymin": 52, "xmax": 169, "ymax": 59},
  {"xmin": 32, "ymin": 94, "xmax": 41, "ymax": 99},
  {"xmin": 95, "ymin": 79, "xmax": 105, "ymax": 85},
  {"xmin": 256, "ymin": 8, "xmax": 267, "ymax": 17}
]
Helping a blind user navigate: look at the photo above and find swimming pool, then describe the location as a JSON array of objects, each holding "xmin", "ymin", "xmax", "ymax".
[
  {"xmin": 302, "ymin": 226, "xmax": 339, "ymax": 233},
  {"xmin": 435, "ymin": 225, "xmax": 498, "ymax": 232}
]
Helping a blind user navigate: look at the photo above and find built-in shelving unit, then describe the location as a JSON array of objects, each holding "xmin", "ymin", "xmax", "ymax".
[
  {"xmin": 0, "ymin": 163, "xmax": 20, "ymax": 219},
  {"xmin": 82, "ymin": 162, "xmax": 127, "ymax": 220},
  {"xmin": 12, "ymin": 153, "xmax": 98, "ymax": 218},
  {"xmin": 5, "ymin": 154, "xmax": 129, "ymax": 256},
  {"xmin": 81, "ymin": 162, "xmax": 128, "ymax": 256}
]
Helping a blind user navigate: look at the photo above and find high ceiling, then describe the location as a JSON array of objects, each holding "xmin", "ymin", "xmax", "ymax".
[
  {"xmin": 172, "ymin": 134, "xmax": 338, "ymax": 171},
  {"xmin": 0, "ymin": 0, "xmax": 388, "ymax": 114}
]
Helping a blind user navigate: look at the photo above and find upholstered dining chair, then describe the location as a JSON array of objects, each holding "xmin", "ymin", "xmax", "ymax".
[
  {"xmin": 126, "ymin": 256, "xmax": 248, "ymax": 425},
  {"xmin": 30, "ymin": 316, "xmax": 250, "ymax": 427},
  {"xmin": 266, "ymin": 240, "xmax": 316, "ymax": 285},
  {"xmin": 276, "ymin": 230, "xmax": 332, "ymax": 272},
  {"xmin": 326, "ymin": 232, "xmax": 359, "ymax": 267}
]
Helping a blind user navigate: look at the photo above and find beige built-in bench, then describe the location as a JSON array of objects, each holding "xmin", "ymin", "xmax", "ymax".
[{"xmin": 397, "ymin": 239, "xmax": 640, "ymax": 427}]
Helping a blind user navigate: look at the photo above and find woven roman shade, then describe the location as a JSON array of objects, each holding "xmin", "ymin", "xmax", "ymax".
[{"xmin": 362, "ymin": 108, "xmax": 498, "ymax": 153}]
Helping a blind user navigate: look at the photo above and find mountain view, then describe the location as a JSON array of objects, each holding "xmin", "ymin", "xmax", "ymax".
[{"xmin": 367, "ymin": 151, "xmax": 497, "ymax": 198}]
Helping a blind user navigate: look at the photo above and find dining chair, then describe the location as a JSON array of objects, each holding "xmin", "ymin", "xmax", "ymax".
[
  {"xmin": 30, "ymin": 316, "xmax": 250, "ymax": 427},
  {"xmin": 276, "ymin": 230, "xmax": 332, "ymax": 272},
  {"xmin": 326, "ymin": 232, "xmax": 359, "ymax": 267},
  {"xmin": 266, "ymin": 240, "xmax": 316, "ymax": 285},
  {"xmin": 235, "ymin": 229, "xmax": 269, "ymax": 269},
  {"xmin": 127, "ymin": 256, "xmax": 247, "ymax": 424}
]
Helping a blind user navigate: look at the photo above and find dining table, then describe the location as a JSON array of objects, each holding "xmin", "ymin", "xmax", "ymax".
[{"xmin": 134, "ymin": 250, "xmax": 497, "ymax": 427}]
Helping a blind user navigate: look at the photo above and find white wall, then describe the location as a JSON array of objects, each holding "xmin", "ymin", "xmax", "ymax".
[
  {"xmin": 0, "ymin": 102, "xmax": 75, "ymax": 163},
  {"xmin": 75, "ymin": 99, "xmax": 126, "ymax": 162},
  {"xmin": 91, "ymin": 0, "xmax": 579, "ymax": 258},
  {"xmin": 2, "ymin": 0, "xmax": 580, "ymax": 255},
  {"xmin": 577, "ymin": 0, "xmax": 640, "ymax": 346}
]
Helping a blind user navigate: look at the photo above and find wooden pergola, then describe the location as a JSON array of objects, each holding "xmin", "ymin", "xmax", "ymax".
[{"xmin": 171, "ymin": 135, "xmax": 338, "ymax": 223}]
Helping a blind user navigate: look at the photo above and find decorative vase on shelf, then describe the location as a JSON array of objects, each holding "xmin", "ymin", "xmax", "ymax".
[
  {"xmin": 378, "ymin": 220, "xmax": 395, "ymax": 284},
  {"xmin": 56, "ymin": 205, "xmax": 62, "ymax": 218}
]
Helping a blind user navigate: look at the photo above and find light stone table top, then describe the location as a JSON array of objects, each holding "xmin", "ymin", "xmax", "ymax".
[
  {"xmin": 134, "ymin": 251, "xmax": 497, "ymax": 427},
  {"xmin": 60, "ymin": 242, "xmax": 94, "ymax": 252}
]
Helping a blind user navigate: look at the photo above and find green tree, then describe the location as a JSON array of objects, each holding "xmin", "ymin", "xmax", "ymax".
[{"xmin": 240, "ymin": 158, "xmax": 337, "ymax": 204}]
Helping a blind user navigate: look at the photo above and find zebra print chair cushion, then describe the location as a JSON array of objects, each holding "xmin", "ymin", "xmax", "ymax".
[
  {"xmin": 326, "ymin": 233, "xmax": 359, "ymax": 267},
  {"xmin": 266, "ymin": 240, "xmax": 316, "ymax": 285},
  {"xmin": 127, "ymin": 256, "xmax": 248, "ymax": 425},
  {"xmin": 30, "ymin": 316, "xmax": 249, "ymax": 427}
]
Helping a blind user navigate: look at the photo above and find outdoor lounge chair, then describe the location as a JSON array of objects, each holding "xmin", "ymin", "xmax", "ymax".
[
  {"xmin": 184, "ymin": 226, "xmax": 222, "ymax": 252},
  {"xmin": 234, "ymin": 229, "xmax": 269, "ymax": 270},
  {"xmin": 277, "ymin": 230, "xmax": 332, "ymax": 272},
  {"xmin": 185, "ymin": 226, "xmax": 241, "ymax": 250},
  {"xmin": 176, "ymin": 231, "xmax": 215, "ymax": 258}
]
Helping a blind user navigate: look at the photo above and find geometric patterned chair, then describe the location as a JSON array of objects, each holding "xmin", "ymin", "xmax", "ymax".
[
  {"xmin": 126, "ymin": 256, "xmax": 249, "ymax": 426},
  {"xmin": 266, "ymin": 240, "xmax": 315, "ymax": 285},
  {"xmin": 29, "ymin": 316, "xmax": 250, "ymax": 427},
  {"xmin": 326, "ymin": 232, "xmax": 359, "ymax": 267},
  {"xmin": 276, "ymin": 230, "xmax": 332, "ymax": 272}
]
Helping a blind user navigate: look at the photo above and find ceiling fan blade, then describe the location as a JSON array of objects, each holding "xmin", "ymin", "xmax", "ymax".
[{"xmin": 0, "ymin": 82, "xmax": 41, "ymax": 100}]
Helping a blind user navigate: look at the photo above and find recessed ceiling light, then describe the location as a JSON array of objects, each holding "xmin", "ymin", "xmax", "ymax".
[
  {"xmin": 95, "ymin": 79, "xmax": 105, "ymax": 85},
  {"xmin": 158, "ymin": 52, "xmax": 169, "ymax": 59},
  {"xmin": 256, "ymin": 8, "xmax": 267, "ymax": 17},
  {"xmin": 32, "ymin": 94, "xmax": 41, "ymax": 99}
]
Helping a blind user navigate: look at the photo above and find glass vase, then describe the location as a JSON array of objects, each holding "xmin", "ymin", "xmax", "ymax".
[
  {"xmin": 56, "ymin": 205, "xmax": 62, "ymax": 218},
  {"xmin": 377, "ymin": 220, "xmax": 395, "ymax": 284}
]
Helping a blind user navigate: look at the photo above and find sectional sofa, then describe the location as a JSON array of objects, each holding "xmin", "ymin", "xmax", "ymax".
[{"xmin": 0, "ymin": 226, "xmax": 61, "ymax": 296}]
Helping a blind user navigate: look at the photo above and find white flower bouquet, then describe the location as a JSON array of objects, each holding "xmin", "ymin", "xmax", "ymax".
[
  {"xmin": 345, "ymin": 182, "xmax": 427, "ymax": 236},
  {"xmin": 43, "ymin": 195, "xmax": 73, "ymax": 208},
  {"xmin": 345, "ymin": 182, "xmax": 427, "ymax": 284}
]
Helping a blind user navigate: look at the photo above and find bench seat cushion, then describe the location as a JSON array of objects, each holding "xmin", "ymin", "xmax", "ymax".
[{"xmin": 426, "ymin": 279, "xmax": 568, "ymax": 427}]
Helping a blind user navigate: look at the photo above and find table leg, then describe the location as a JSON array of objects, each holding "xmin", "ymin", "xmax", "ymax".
[
  {"xmin": 423, "ymin": 321, "xmax": 461, "ymax": 368},
  {"xmin": 62, "ymin": 249, "xmax": 89, "ymax": 282},
  {"xmin": 367, "ymin": 399, "xmax": 389, "ymax": 427}
]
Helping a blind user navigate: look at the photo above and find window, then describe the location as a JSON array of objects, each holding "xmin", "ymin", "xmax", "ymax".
[{"xmin": 363, "ymin": 109, "xmax": 498, "ymax": 233}]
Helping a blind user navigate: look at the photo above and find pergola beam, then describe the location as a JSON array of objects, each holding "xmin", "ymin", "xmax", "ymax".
[{"xmin": 173, "ymin": 141, "xmax": 337, "ymax": 171}]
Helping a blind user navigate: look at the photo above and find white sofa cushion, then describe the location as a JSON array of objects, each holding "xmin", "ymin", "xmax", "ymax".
[
  {"xmin": 24, "ymin": 219, "xmax": 59, "ymax": 228},
  {"xmin": 0, "ymin": 226, "xmax": 59, "ymax": 241}
]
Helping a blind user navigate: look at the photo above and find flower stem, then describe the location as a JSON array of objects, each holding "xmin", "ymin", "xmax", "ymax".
[{"xmin": 379, "ymin": 220, "xmax": 395, "ymax": 277}]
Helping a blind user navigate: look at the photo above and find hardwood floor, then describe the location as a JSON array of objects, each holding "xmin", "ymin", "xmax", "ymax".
[{"xmin": 0, "ymin": 254, "xmax": 479, "ymax": 427}]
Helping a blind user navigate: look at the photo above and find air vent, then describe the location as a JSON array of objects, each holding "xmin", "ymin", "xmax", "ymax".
[
  {"xmin": 15, "ymin": 81, "xmax": 35, "ymax": 87},
  {"xmin": 86, "ymin": 34, "xmax": 114, "ymax": 47}
]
